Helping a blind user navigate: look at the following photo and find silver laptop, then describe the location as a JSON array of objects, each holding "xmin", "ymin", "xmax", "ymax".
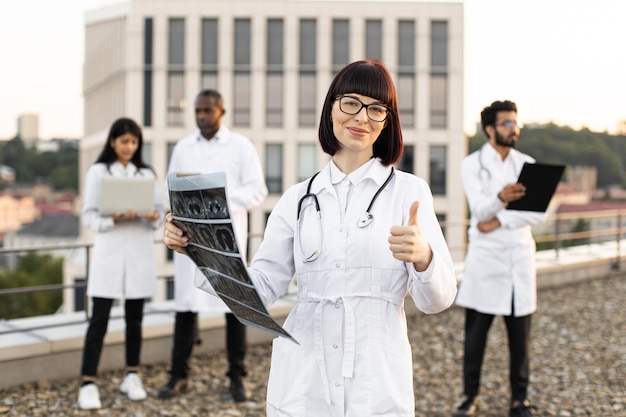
[{"xmin": 99, "ymin": 177, "xmax": 155, "ymax": 215}]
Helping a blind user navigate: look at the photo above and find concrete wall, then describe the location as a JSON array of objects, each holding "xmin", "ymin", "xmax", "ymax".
[{"xmin": 2, "ymin": 242, "xmax": 625, "ymax": 389}]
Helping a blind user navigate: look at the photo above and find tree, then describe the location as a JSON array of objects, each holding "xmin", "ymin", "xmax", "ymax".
[
  {"xmin": 467, "ymin": 123, "xmax": 626, "ymax": 188},
  {"xmin": 50, "ymin": 165, "xmax": 78, "ymax": 190},
  {"xmin": 0, "ymin": 253, "xmax": 63, "ymax": 319},
  {"xmin": 0, "ymin": 136, "xmax": 78, "ymax": 192}
]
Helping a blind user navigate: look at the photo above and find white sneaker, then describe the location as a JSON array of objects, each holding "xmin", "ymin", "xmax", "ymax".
[
  {"xmin": 78, "ymin": 383, "xmax": 102, "ymax": 410},
  {"xmin": 120, "ymin": 373, "xmax": 147, "ymax": 401}
]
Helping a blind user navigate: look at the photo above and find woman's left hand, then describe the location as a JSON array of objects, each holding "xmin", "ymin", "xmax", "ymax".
[
  {"xmin": 163, "ymin": 213, "xmax": 188, "ymax": 254},
  {"xmin": 388, "ymin": 201, "xmax": 433, "ymax": 272}
]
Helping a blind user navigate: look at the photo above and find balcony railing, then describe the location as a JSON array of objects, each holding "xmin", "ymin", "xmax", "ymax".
[{"xmin": 1, "ymin": 209, "xmax": 626, "ymax": 336}]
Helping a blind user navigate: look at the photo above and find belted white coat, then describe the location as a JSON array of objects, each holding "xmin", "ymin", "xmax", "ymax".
[
  {"xmin": 456, "ymin": 143, "xmax": 546, "ymax": 317},
  {"xmin": 81, "ymin": 162, "xmax": 164, "ymax": 299},
  {"xmin": 245, "ymin": 159, "xmax": 457, "ymax": 417}
]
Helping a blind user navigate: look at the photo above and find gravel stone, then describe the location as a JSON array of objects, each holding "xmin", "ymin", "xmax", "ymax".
[{"xmin": 1, "ymin": 275, "xmax": 624, "ymax": 416}]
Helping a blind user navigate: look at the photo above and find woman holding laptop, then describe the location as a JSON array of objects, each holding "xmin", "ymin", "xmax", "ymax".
[{"xmin": 77, "ymin": 117, "xmax": 164, "ymax": 410}]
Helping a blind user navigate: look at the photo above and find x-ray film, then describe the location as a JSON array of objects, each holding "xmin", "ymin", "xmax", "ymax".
[{"xmin": 168, "ymin": 172, "xmax": 297, "ymax": 343}]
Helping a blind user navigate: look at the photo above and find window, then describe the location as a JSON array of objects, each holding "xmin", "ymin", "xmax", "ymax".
[
  {"xmin": 74, "ymin": 278, "xmax": 86, "ymax": 312},
  {"xmin": 397, "ymin": 75, "xmax": 415, "ymax": 128},
  {"xmin": 436, "ymin": 213, "xmax": 447, "ymax": 239},
  {"xmin": 201, "ymin": 18, "xmax": 218, "ymax": 90},
  {"xmin": 429, "ymin": 145, "xmax": 447, "ymax": 195},
  {"xmin": 266, "ymin": 19, "xmax": 284, "ymax": 126},
  {"xmin": 167, "ymin": 18, "xmax": 185, "ymax": 127},
  {"xmin": 430, "ymin": 21, "xmax": 448, "ymax": 129},
  {"xmin": 143, "ymin": 18, "xmax": 153, "ymax": 127},
  {"xmin": 365, "ymin": 19, "xmax": 382, "ymax": 59},
  {"xmin": 398, "ymin": 20, "xmax": 416, "ymax": 128},
  {"xmin": 234, "ymin": 19, "xmax": 251, "ymax": 126},
  {"xmin": 397, "ymin": 144, "xmax": 414, "ymax": 173},
  {"xmin": 265, "ymin": 144, "xmax": 283, "ymax": 194},
  {"xmin": 297, "ymin": 144, "xmax": 317, "ymax": 182},
  {"xmin": 298, "ymin": 74, "xmax": 316, "ymax": 127},
  {"xmin": 299, "ymin": 19, "xmax": 317, "ymax": 127},
  {"xmin": 234, "ymin": 73, "xmax": 251, "ymax": 126},
  {"xmin": 166, "ymin": 276, "xmax": 175, "ymax": 300},
  {"xmin": 332, "ymin": 19, "xmax": 350, "ymax": 74},
  {"xmin": 166, "ymin": 142, "xmax": 177, "ymax": 168},
  {"xmin": 141, "ymin": 142, "xmax": 152, "ymax": 166},
  {"xmin": 430, "ymin": 75, "xmax": 447, "ymax": 129}
]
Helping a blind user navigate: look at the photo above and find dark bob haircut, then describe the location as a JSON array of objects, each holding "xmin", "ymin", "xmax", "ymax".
[
  {"xmin": 318, "ymin": 59, "xmax": 404, "ymax": 166},
  {"xmin": 480, "ymin": 100, "xmax": 517, "ymax": 137},
  {"xmin": 94, "ymin": 117, "xmax": 153, "ymax": 174}
]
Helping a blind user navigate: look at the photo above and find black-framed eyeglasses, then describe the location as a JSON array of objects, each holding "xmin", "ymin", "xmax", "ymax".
[
  {"xmin": 336, "ymin": 95, "xmax": 390, "ymax": 122},
  {"xmin": 495, "ymin": 120, "xmax": 522, "ymax": 129}
]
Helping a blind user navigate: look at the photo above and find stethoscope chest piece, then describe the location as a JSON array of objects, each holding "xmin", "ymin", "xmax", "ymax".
[{"xmin": 357, "ymin": 213, "xmax": 374, "ymax": 228}]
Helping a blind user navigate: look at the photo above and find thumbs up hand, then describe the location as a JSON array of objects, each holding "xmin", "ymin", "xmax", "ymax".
[{"xmin": 388, "ymin": 201, "xmax": 433, "ymax": 272}]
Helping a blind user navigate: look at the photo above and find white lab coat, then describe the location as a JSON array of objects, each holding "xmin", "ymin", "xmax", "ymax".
[
  {"xmin": 246, "ymin": 159, "xmax": 457, "ymax": 417},
  {"xmin": 456, "ymin": 143, "xmax": 546, "ymax": 317},
  {"xmin": 82, "ymin": 162, "xmax": 164, "ymax": 299},
  {"xmin": 165, "ymin": 126, "xmax": 268, "ymax": 312}
]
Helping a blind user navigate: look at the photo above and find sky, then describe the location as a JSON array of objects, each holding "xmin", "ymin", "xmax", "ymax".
[{"xmin": 0, "ymin": 0, "xmax": 624, "ymax": 140}]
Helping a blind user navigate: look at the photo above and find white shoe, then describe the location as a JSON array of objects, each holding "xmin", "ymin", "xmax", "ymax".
[
  {"xmin": 78, "ymin": 383, "xmax": 102, "ymax": 410},
  {"xmin": 120, "ymin": 373, "xmax": 147, "ymax": 401}
]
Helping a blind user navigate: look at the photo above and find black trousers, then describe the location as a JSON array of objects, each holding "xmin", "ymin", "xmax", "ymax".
[
  {"xmin": 80, "ymin": 297, "xmax": 145, "ymax": 377},
  {"xmin": 462, "ymin": 307, "xmax": 532, "ymax": 402},
  {"xmin": 169, "ymin": 311, "xmax": 247, "ymax": 379}
]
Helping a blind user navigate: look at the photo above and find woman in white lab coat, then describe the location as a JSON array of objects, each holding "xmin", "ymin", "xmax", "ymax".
[
  {"xmin": 164, "ymin": 60, "xmax": 457, "ymax": 417},
  {"xmin": 77, "ymin": 117, "xmax": 164, "ymax": 410}
]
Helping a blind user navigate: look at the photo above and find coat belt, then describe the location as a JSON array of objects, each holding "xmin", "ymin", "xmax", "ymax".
[{"xmin": 301, "ymin": 292, "xmax": 405, "ymax": 405}]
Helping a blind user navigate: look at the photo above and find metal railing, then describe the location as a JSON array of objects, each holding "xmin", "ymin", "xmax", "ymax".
[{"xmin": 1, "ymin": 209, "xmax": 626, "ymax": 336}]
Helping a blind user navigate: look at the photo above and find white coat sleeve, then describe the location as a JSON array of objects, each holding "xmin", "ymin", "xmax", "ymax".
[
  {"xmin": 405, "ymin": 180, "xmax": 457, "ymax": 314},
  {"xmin": 496, "ymin": 209, "xmax": 546, "ymax": 229},
  {"xmin": 461, "ymin": 155, "xmax": 505, "ymax": 222},
  {"xmin": 81, "ymin": 165, "xmax": 115, "ymax": 233},
  {"xmin": 247, "ymin": 186, "xmax": 298, "ymax": 306}
]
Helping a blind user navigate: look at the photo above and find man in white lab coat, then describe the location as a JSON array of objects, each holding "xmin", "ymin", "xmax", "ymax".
[
  {"xmin": 453, "ymin": 100, "xmax": 545, "ymax": 417},
  {"xmin": 158, "ymin": 89, "xmax": 268, "ymax": 402}
]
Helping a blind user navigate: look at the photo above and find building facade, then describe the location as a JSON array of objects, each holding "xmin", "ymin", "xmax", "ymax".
[
  {"xmin": 76, "ymin": 0, "xmax": 466, "ymax": 306},
  {"xmin": 17, "ymin": 113, "xmax": 39, "ymax": 143}
]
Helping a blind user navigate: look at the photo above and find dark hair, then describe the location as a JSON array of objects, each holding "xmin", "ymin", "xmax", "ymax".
[
  {"xmin": 318, "ymin": 59, "xmax": 403, "ymax": 166},
  {"xmin": 480, "ymin": 100, "xmax": 517, "ymax": 137},
  {"xmin": 196, "ymin": 89, "xmax": 224, "ymax": 109},
  {"xmin": 95, "ymin": 117, "xmax": 153, "ymax": 174}
]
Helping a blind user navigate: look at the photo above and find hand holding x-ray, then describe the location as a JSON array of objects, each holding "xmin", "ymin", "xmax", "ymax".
[{"xmin": 163, "ymin": 213, "xmax": 188, "ymax": 254}]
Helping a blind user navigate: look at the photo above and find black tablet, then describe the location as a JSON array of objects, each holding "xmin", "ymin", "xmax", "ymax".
[{"xmin": 506, "ymin": 162, "xmax": 565, "ymax": 212}]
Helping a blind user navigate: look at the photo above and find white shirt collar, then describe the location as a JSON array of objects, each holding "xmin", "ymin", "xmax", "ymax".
[
  {"xmin": 197, "ymin": 125, "xmax": 229, "ymax": 143},
  {"xmin": 329, "ymin": 158, "xmax": 377, "ymax": 186}
]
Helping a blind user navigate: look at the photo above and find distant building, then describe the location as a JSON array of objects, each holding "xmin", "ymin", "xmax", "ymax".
[
  {"xmin": 76, "ymin": 0, "xmax": 467, "ymax": 309},
  {"xmin": 565, "ymin": 166, "xmax": 597, "ymax": 194},
  {"xmin": 14, "ymin": 214, "xmax": 80, "ymax": 249},
  {"xmin": 17, "ymin": 113, "xmax": 39, "ymax": 143},
  {"xmin": 0, "ymin": 166, "xmax": 15, "ymax": 184},
  {"xmin": 0, "ymin": 193, "xmax": 36, "ymax": 235}
]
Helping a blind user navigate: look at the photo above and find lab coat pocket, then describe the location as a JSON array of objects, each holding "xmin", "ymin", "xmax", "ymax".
[{"xmin": 267, "ymin": 336, "xmax": 307, "ymax": 410}]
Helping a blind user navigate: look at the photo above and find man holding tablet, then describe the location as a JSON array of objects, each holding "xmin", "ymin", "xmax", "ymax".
[{"xmin": 453, "ymin": 100, "xmax": 546, "ymax": 417}]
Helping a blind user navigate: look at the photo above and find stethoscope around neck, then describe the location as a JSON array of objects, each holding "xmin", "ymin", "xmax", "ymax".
[{"xmin": 296, "ymin": 167, "xmax": 395, "ymax": 263}]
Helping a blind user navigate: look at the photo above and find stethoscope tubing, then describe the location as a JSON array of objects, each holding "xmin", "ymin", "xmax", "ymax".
[
  {"xmin": 296, "ymin": 166, "xmax": 395, "ymax": 262},
  {"xmin": 297, "ymin": 167, "xmax": 395, "ymax": 226}
]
